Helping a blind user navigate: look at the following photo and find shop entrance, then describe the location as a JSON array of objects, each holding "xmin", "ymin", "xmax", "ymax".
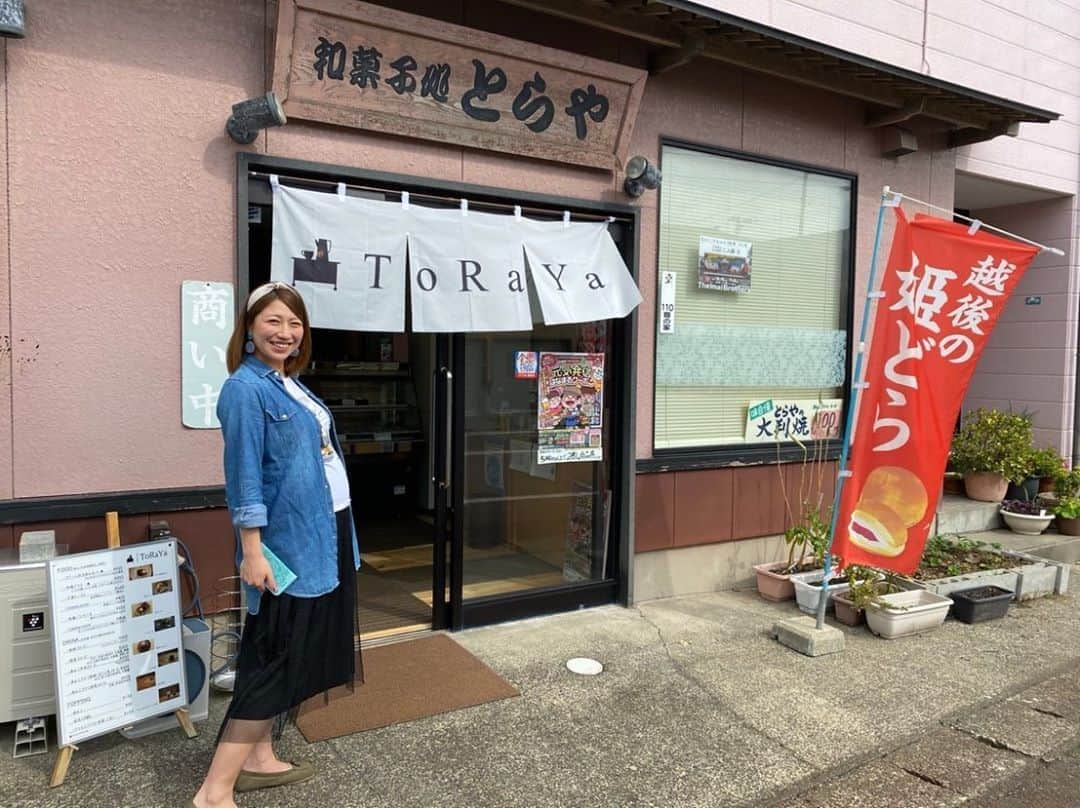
[{"xmin": 242, "ymin": 155, "xmax": 635, "ymax": 637}]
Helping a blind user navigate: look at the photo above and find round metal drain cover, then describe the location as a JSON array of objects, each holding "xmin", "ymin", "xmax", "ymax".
[{"xmin": 566, "ymin": 657, "xmax": 603, "ymax": 675}]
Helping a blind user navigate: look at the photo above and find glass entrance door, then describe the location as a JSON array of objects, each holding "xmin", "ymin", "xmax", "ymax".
[{"xmin": 443, "ymin": 322, "xmax": 618, "ymax": 629}]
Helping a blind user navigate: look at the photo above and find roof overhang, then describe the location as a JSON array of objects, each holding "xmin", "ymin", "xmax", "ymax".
[{"xmin": 496, "ymin": 0, "xmax": 1060, "ymax": 147}]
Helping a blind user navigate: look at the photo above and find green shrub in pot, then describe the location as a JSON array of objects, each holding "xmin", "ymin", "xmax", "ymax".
[
  {"xmin": 1053, "ymin": 467, "xmax": 1080, "ymax": 499},
  {"xmin": 1053, "ymin": 495, "xmax": 1080, "ymax": 537},
  {"xmin": 950, "ymin": 409, "xmax": 1034, "ymax": 499},
  {"xmin": 1031, "ymin": 447, "xmax": 1066, "ymax": 480}
]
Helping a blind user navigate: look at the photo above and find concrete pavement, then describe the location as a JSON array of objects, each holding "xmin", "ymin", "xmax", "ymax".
[{"xmin": 2, "ymin": 582, "xmax": 1078, "ymax": 807}]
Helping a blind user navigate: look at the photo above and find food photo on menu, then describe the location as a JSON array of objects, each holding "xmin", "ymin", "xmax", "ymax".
[
  {"xmin": 131, "ymin": 600, "xmax": 153, "ymax": 618},
  {"xmin": 128, "ymin": 564, "xmax": 154, "ymax": 580},
  {"xmin": 133, "ymin": 638, "xmax": 154, "ymax": 655},
  {"xmin": 154, "ymin": 616, "xmax": 175, "ymax": 632},
  {"xmin": 157, "ymin": 648, "xmax": 179, "ymax": 666},
  {"xmin": 152, "ymin": 579, "xmax": 173, "ymax": 595},
  {"xmin": 135, "ymin": 672, "xmax": 157, "ymax": 691},
  {"xmin": 158, "ymin": 683, "xmax": 180, "ymax": 703}
]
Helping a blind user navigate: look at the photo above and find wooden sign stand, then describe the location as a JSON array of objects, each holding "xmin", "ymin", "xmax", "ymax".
[{"xmin": 48, "ymin": 512, "xmax": 197, "ymax": 787}]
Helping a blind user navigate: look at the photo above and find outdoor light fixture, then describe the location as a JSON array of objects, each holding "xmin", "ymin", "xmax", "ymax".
[
  {"xmin": 623, "ymin": 155, "xmax": 661, "ymax": 198},
  {"xmin": 226, "ymin": 91, "xmax": 287, "ymax": 144},
  {"xmin": 0, "ymin": 0, "xmax": 26, "ymax": 39}
]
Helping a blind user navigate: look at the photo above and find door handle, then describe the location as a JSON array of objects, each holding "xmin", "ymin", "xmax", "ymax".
[
  {"xmin": 430, "ymin": 369, "xmax": 438, "ymax": 485},
  {"xmin": 440, "ymin": 368, "xmax": 453, "ymax": 490}
]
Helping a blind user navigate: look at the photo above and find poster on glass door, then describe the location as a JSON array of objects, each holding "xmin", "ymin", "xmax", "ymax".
[
  {"xmin": 537, "ymin": 352, "xmax": 604, "ymax": 464},
  {"xmin": 698, "ymin": 236, "xmax": 752, "ymax": 293}
]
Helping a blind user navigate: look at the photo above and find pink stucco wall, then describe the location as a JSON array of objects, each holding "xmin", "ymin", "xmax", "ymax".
[
  {"xmin": 0, "ymin": 46, "xmax": 9, "ymax": 501},
  {"xmin": 5, "ymin": 1, "xmax": 264, "ymax": 496},
  {"xmin": 963, "ymin": 197, "xmax": 1080, "ymax": 455},
  {"xmin": 689, "ymin": 0, "xmax": 1080, "ymax": 194},
  {"xmin": 22, "ymin": 0, "xmax": 1080, "ymax": 500}
]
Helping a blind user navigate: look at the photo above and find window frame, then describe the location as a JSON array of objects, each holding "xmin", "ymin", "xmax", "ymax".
[{"xmin": 646, "ymin": 137, "xmax": 857, "ymax": 471}]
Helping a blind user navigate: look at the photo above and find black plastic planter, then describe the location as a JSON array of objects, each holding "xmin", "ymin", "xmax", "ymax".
[{"xmin": 950, "ymin": 585, "xmax": 1013, "ymax": 624}]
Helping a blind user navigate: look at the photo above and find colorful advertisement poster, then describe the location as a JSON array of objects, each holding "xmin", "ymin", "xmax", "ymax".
[
  {"xmin": 564, "ymin": 486, "xmax": 612, "ymax": 582},
  {"xmin": 514, "ymin": 351, "xmax": 538, "ymax": 379},
  {"xmin": 832, "ymin": 209, "xmax": 1038, "ymax": 575},
  {"xmin": 537, "ymin": 352, "xmax": 604, "ymax": 464},
  {"xmin": 744, "ymin": 398, "xmax": 843, "ymax": 443},
  {"xmin": 698, "ymin": 237, "xmax": 752, "ymax": 293}
]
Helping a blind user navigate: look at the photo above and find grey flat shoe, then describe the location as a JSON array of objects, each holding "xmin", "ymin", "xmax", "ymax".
[{"xmin": 234, "ymin": 760, "xmax": 315, "ymax": 793}]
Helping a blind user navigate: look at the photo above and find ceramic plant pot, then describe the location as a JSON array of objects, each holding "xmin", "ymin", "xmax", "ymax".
[
  {"xmin": 865, "ymin": 590, "xmax": 953, "ymax": 639},
  {"xmin": 1000, "ymin": 509, "xmax": 1053, "ymax": 536},
  {"xmin": 963, "ymin": 471, "xmax": 1008, "ymax": 502},
  {"xmin": 949, "ymin": 585, "xmax": 1013, "ymax": 624},
  {"xmin": 1056, "ymin": 516, "xmax": 1080, "ymax": 537},
  {"xmin": 831, "ymin": 592, "xmax": 863, "ymax": 626},
  {"xmin": 942, "ymin": 472, "xmax": 965, "ymax": 497},
  {"xmin": 790, "ymin": 569, "xmax": 850, "ymax": 616},
  {"xmin": 753, "ymin": 561, "xmax": 800, "ymax": 602},
  {"xmin": 1005, "ymin": 477, "xmax": 1040, "ymax": 501}
]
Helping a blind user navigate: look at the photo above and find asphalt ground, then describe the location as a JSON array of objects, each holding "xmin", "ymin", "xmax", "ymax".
[{"xmin": 2, "ymin": 583, "xmax": 1078, "ymax": 807}]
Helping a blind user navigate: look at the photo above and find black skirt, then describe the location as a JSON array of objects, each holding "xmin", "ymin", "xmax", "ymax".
[{"xmin": 220, "ymin": 508, "xmax": 362, "ymax": 737}]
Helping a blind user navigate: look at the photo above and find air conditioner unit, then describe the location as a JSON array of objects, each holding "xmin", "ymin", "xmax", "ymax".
[
  {"xmin": 119, "ymin": 618, "xmax": 211, "ymax": 739},
  {"xmin": 0, "ymin": 561, "xmax": 56, "ymax": 723},
  {"xmin": 1, "ymin": 558, "xmax": 211, "ymax": 737}
]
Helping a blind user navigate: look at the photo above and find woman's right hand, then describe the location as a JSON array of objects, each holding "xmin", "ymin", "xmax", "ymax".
[{"xmin": 240, "ymin": 550, "xmax": 278, "ymax": 594}]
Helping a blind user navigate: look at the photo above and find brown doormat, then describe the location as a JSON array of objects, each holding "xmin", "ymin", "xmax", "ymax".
[{"xmin": 295, "ymin": 634, "xmax": 519, "ymax": 742}]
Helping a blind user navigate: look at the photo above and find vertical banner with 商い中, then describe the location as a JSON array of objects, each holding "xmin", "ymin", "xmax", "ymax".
[
  {"xmin": 181, "ymin": 282, "xmax": 234, "ymax": 429},
  {"xmin": 833, "ymin": 209, "xmax": 1038, "ymax": 574},
  {"xmin": 537, "ymin": 353, "xmax": 604, "ymax": 464}
]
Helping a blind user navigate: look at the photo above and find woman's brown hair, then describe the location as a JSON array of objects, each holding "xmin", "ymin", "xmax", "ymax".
[{"xmin": 225, "ymin": 283, "xmax": 313, "ymax": 375}]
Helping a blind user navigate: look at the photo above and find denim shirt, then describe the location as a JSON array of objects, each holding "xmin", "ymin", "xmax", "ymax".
[{"xmin": 217, "ymin": 355, "xmax": 360, "ymax": 615}]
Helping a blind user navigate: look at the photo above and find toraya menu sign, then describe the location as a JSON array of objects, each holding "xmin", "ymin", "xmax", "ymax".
[{"xmin": 272, "ymin": 0, "xmax": 647, "ymax": 170}]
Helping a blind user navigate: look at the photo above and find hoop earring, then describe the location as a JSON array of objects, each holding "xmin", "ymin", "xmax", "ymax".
[
  {"xmin": 290, "ymin": 347, "xmax": 300, "ymax": 357},
  {"xmin": 244, "ymin": 333, "xmax": 255, "ymax": 354}
]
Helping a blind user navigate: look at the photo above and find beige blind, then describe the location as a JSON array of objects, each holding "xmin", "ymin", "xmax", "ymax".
[{"xmin": 655, "ymin": 145, "xmax": 852, "ymax": 449}]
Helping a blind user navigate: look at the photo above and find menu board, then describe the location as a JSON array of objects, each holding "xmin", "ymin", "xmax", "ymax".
[{"xmin": 47, "ymin": 540, "xmax": 188, "ymax": 747}]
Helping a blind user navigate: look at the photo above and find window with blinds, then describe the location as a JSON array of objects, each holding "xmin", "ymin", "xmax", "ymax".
[{"xmin": 654, "ymin": 144, "xmax": 853, "ymax": 450}]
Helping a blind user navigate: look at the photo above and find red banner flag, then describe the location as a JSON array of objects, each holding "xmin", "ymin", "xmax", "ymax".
[{"xmin": 833, "ymin": 208, "xmax": 1039, "ymax": 574}]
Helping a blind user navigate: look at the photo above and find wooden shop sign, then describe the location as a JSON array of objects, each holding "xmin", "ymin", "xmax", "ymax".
[{"xmin": 272, "ymin": 0, "xmax": 647, "ymax": 170}]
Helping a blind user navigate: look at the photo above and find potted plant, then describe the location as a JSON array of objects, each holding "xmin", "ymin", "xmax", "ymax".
[
  {"xmin": 753, "ymin": 506, "xmax": 828, "ymax": 601},
  {"xmin": 1031, "ymin": 447, "xmax": 1066, "ymax": 495},
  {"xmin": 832, "ymin": 565, "xmax": 882, "ymax": 626},
  {"xmin": 1048, "ymin": 466, "xmax": 1080, "ymax": 508},
  {"xmin": 790, "ymin": 560, "xmax": 848, "ymax": 616},
  {"xmin": 1053, "ymin": 496, "xmax": 1080, "ymax": 537},
  {"xmin": 949, "ymin": 585, "xmax": 1013, "ymax": 624},
  {"xmin": 949, "ymin": 408, "xmax": 1034, "ymax": 502},
  {"xmin": 865, "ymin": 589, "xmax": 953, "ymax": 639},
  {"xmin": 1005, "ymin": 447, "xmax": 1038, "ymax": 501},
  {"xmin": 755, "ymin": 433, "xmax": 832, "ymax": 601},
  {"xmin": 1000, "ymin": 499, "xmax": 1053, "ymax": 535}
]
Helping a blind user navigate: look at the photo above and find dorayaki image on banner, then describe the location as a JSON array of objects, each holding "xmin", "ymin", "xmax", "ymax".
[{"xmin": 833, "ymin": 208, "xmax": 1039, "ymax": 575}]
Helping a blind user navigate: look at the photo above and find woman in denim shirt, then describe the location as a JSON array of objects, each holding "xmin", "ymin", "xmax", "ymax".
[{"xmin": 191, "ymin": 283, "xmax": 361, "ymax": 808}]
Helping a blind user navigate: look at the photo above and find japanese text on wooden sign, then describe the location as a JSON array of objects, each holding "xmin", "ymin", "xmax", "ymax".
[{"xmin": 272, "ymin": 0, "xmax": 647, "ymax": 170}]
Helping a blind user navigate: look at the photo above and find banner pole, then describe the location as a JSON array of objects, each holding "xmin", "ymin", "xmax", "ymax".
[{"xmin": 814, "ymin": 187, "xmax": 892, "ymax": 631}]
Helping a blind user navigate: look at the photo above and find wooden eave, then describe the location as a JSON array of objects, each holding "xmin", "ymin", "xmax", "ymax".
[{"xmin": 497, "ymin": 0, "xmax": 1060, "ymax": 144}]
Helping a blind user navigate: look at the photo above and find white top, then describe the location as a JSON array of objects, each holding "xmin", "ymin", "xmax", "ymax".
[{"xmin": 282, "ymin": 376, "xmax": 351, "ymax": 512}]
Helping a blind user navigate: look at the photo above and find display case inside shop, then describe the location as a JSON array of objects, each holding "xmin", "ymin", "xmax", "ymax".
[{"xmin": 301, "ymin": 362, "xmax": 423, "ymax": 516}]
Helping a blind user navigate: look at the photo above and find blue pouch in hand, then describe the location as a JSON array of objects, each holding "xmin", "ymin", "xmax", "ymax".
[{"xmin": 260, "ymin": 544, "xmax": 297, "ymax": 595}]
